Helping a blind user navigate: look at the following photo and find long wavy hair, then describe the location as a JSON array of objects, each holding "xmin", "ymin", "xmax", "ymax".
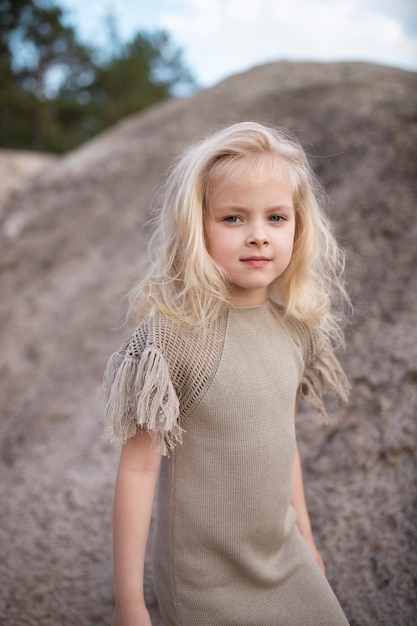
[{"xmin": 128, "ymin": 122, "xmax": 349, "ymax": 349}]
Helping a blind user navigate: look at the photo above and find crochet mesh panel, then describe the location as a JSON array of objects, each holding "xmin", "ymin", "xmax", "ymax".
[
  {"xmin": 114, "ymin": 313, "xmax": 227, "ymax": 419},
  {"xmin": 143, "ymin": 312, "xmax": 228, "ymax": 420}
]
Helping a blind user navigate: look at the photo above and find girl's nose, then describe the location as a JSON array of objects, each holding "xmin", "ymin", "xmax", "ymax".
[{"xmin": 247, "ymin": 224, "xmax": 269, "ymax": 246}]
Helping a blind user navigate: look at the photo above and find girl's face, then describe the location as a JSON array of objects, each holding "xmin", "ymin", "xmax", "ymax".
[{"xmin": 204, "ymin": 163, "xmax": 296, "ymax": 307}]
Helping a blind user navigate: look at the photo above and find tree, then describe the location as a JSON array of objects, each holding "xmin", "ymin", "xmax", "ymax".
[
  {"xmin": 0, "ymin": 0, "xmax": 195, "ymax": 153},
  {"xmin": 90, "ymin": 29, "xmax": 195, "ymax": 131},
  {"xmin": 0, "ymin": 0, "xmax": 96, "ymax": 150}
]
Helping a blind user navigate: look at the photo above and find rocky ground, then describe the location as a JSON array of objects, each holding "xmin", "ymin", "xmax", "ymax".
[
  {"xmin": 0, "ymin": 149, "xmax": 57, "ymax": 224},
  {"xmin": 0, "ymin": 61, "xmax": 416, "ymax": 625}
]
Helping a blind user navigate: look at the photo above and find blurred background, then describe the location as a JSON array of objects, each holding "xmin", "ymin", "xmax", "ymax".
[{"xmin": 1, "ymin": 0, "xmax": 416, "ymax": 154}]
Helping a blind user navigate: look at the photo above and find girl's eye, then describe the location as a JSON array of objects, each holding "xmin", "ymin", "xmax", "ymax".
[
  {"xmin": 269, "ymin": 215, "xmax": 284, "ymax": 222},
  {"xmin": 224, "ymin": 215, "xmax": 241, "ymax": 223}
]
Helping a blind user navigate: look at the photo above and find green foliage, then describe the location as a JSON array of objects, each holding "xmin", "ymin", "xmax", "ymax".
[
  {"xmin": 87, "ymin": 29, "xmax": 195, "ymax": 134},
  {"xmin": 0, "ymin": 0, "xmax": 195, "ymax": 153}
]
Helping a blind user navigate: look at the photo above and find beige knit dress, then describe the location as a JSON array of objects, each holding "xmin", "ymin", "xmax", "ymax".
[{"xmin": 104, "ymin": 301, "xmax": 350, "ymax": 625}]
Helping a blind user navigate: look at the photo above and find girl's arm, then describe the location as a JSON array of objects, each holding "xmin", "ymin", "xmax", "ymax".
[
  {"xmin": 291, "ymin": 444, "xmax": 326, "ymax": 574},
  {"xmin": 111, "ymin": 429, "xmax": 161, "ymax": 626}
]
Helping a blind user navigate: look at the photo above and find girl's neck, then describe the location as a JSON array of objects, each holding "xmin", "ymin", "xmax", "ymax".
[{"xmin": 227, "ymin": 286, "xmax": 268, "ymax": 308}]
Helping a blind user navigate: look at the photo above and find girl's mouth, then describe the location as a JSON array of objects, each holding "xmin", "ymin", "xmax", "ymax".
[{"xmin": 241, "ymin": 257, "xmax": 270, "ymax": 267}]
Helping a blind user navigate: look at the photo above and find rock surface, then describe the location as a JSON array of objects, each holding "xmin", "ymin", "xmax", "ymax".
[
  {"xmin": 0, "ymin": 61, "xmax": 416, "ymax": 626},
  {"xmin": 0, "ymin": 149, "xmax": 57, "ymax": 230}
]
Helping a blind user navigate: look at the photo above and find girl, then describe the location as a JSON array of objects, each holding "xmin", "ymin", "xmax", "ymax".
[{"xmin": 104, "ymin": 121, "xmax": 351, "ymax": 626}]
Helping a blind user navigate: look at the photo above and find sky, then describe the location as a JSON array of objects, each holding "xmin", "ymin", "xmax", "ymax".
[{"xmin": 59, "ymin": 0, "xmax": 417, "ymax": 88}]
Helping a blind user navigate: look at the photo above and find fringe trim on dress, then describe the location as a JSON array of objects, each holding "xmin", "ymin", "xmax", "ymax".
[{"xmin": 103, "ymin": 346, "xmax": 182, "ymax": 456}]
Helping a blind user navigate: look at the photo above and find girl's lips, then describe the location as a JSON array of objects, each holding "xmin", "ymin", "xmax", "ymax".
[{"xmin": 241, "ymin": 257, "xmax": 270, "ymax": 267}]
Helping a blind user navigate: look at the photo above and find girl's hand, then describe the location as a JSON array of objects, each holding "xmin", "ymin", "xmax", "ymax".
[{"xmin": 111, "ymin": 603, "xmax": 152, "ymax": 626}]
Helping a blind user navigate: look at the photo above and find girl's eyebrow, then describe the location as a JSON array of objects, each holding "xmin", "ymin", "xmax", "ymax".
[{"xmin": 211, "ymin": 203, "xmax": 294, "ymax": 213}]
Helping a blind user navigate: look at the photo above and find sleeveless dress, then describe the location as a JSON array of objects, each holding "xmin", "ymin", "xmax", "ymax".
[{"xmin": 104, "ymin": 301, "xmax": 350, "ymax": 625}]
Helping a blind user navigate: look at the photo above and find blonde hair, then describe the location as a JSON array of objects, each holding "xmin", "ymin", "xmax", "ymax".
[{"xmin": 129, "ymin": 122, "xmax": 349, "ymax": 349}]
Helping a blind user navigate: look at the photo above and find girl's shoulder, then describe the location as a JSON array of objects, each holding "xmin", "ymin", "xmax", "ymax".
[
  {"xmin": 114, "ymin": 310, "xmax": 191, "ymax": 361},
  {"xmin": 268, "ymin": 301, "xmax": 323, "ymax": 366},
  {"xmin": 103, "ymin": 310, "xmax": 229, "ymax": 452},
  {"xmin": 103, "ymin": 311, "xmax": 186, "ymax": 455},
  {"xmin": 268, "ymin": 301, "xmax": 350, "ymax": 413},
  {"xmin": 111, "ymin": 309, "xmax": 228, "ymax": 379}
]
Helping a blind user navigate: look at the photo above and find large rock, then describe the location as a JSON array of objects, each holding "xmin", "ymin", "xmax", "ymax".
[
  {"xmin": 0, "ymin": 61, "xmax": 416, "ymax": 625},
  {"xmin": 0, "ymin": 148, "xmax": 57, "ymax": 222}
]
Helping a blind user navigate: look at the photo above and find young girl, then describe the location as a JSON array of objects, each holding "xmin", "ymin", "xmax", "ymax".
[{"xmin": 104, "ymin": 121, "xmax": 351, "ymax": 626}]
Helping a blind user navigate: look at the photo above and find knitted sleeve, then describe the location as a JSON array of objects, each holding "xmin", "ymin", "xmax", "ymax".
[
  {"xmin": 102, "ymin": 316, "xmax": 182, "ymax": 456},
  {"xmin": 286, "ymin": 316, "xmax": 350, "ymax": 417}
]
